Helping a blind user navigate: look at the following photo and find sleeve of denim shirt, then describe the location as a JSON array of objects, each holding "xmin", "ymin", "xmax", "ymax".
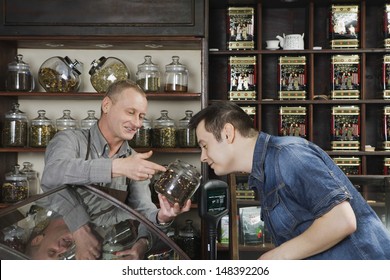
[
  {"xmin": 41, "ymin": 130, "xmax": 112, "ymax": 232},
  {"xmin": 277, "ymin": 143, "xmax": 352, "ymax": 218}
]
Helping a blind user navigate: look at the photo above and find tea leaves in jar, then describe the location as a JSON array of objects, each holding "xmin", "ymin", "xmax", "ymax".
[
  {"xmin": 90, "ymin": 61, "xmax": 129, "ymax": 93},
  {"xmin": 38, "ymin": 67, "xmax": 79, "ymax": 92},
  {"xmin": 2, "ymin": 120, "xmax": 28, "ymax": 147},
  {"xmin": 30, "ymin": 124, "xmax": 55, "ymax": 147},
  {"xmin": 152, "ymin": 127, "xmax": 176, "ymax": 148},
  {"xmin": 1, "ymin": 182, "xmax": 29, "ymax": 203},
  {"xmin": 177, "ymin": 128, "xmax": 197, "ymax": 147}
]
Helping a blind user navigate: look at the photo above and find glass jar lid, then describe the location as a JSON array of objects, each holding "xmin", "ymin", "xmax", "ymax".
[
  {"xmin": 178, "ymin": 110, "xmax": 193, "ymax": 127},
  {"xmin": 8, "ymin": 54, "xmax": 31, "ymax": 72},
  {"xmin": 64, "ymin": 56, "xmax": 82, "ymax": 75},
  {"xmin": 153, "ymin": 110, "xmax": 175, "ymax": 127},
  {"xmin": 137, "ymin": 55, "xmax": 159, "ymax": 72},
  {"xmin": 88, "ymin": 56, "xmax": 108, "ymax": 75},
  {"xmin": 56, "ymin": 109, "xmax": 77, "ymax": 127},
  {"xmin": 5, "ymin": 103, "xmax": 28, "ymax": 120},
  {"xmin": 165, "ymin": 56, "xmax": 187, "ymax": 72},
  {"xmin": 5, "ymin": 165, "xmax": 28, "ymax": 181},
  {"xmin": 31, "ymin": 110, "xmax": 52, "ymax": 126}
]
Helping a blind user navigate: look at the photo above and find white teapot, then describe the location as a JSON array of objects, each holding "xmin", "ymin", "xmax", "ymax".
[{"xmin": 276, "ymin": 33, "xmax": 304, "ymax": 50}]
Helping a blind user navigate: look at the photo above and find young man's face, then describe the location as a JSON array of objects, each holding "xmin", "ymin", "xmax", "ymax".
[{"xmin": 195, "ymin": 120, "xmax": 233, "ymax": 175}]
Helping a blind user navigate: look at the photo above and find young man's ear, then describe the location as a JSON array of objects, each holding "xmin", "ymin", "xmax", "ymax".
[
  {"xmin": 223, "ymin": 123, "xmax": 235, "ymax": 143},
  {"xmin": 30, "ymin": 234, "xmax": 44, "ymax": 246}
]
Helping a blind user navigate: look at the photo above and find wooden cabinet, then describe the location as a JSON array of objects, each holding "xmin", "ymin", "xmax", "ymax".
[
  {"xmin": 207, "ymin": 0, "xmax": 390, "ymax": 259},
  {"xmin": 0, "ymin": 0, "xmax": 204, "ymax": 36}
]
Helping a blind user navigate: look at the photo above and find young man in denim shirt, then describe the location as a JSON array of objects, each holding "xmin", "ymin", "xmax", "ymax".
[{"xmin": 189, "ymin": 101, "xmax": 390, "ymax": 259}]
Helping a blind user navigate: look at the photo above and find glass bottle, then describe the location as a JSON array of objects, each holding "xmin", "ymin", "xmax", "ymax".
[
  {"xmin": 20, "ymin": 162, "xmax": 40, "ymax": 196},
  {"xmin": 30, "ymin": 110, "xmax": 55, "ymax": 147},
  {"xmin": 153, "ymin": 159, "xmax": 201, "ymax": 206},
  {"xmin": 80, "ymin": 110, "xmax": 98, "ymax": 130},
  {"xmin": 6, "ymin": 54, "xmax": 35, "ymax": 92},
  {"xmin": 38, "ymin": 56, "xmax": 82, "ymax": 92},
  {"xmin": 176, "ymin": 110, "xmax": 197, "ymax": 147},
  {"xmin": 136, "ymin": 55, "xmax": 161, "ymax": 92},
  {"xmin": 89, "ymin": 56, "xmax": 131, "ymax": 93},
  {"xmin": 152, "ymin": 110, "xmax": 176, "ymax": 148},
  {"xmin": 2, "ymin": 103, "xmax": 28, "ymax": 147},
  {"xmin": 56, "ymin": 110, "xmax": 78, "ymax": 132},
  {"xmin": 176, "ymin": 219, "xmax": 201, "ymax": 259},
  {"xmin": 128, "ymin": 117, "xmax": 151, "ymax": 147},
  {"xmin": 164, "ymin": 56, "xmax": 188, "ymax": 92},
  {"xmin": 2, "ymin": 165, "xmax": 29, "ymax": 203}
]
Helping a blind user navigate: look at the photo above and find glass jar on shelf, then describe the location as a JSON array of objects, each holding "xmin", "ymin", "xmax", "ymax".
[
  {"xmin": 128, "ymin": 117, "xmax": 151, "ymax": 148},
  {"xmin": 38, "ymin": 56, "xmax": 82, "ymax": 92},
  {"xmin": 2, "ymin": 164, "xmax": 29, "ymax": 203},
  {"xmin": 20, "ymin": 162, "xmax": 40, "ymax": 196},
  {"xmin": 164, "ymin": 56, "xmax": 188, "ymax": 92},
  {"xmin": 152, "ymin": 110, "xmax": 176, "ymax": 148},
  {"xmin": 176, "ymin": 219, "xmax": 201, "ymax": 259},
  {"xmin": 2, "ymin": 103, "xmax": 28, "ymax": 147},
  {"xmin": 176, "ymin": 110, "xmax": 197, "ymax": 147},
  {"xmin": 6, "ymin": 54, "xmax": 35, "ymax": 92},
  {"xmin": 30, "ymin": 110, "xmax": 55, "ymax": 147},
  {"xmin": 136, "ymin": 55, "xmax": 161, "ymax": 92},
  {"xmin": 89, "ymin": 56, "xmax": 131, "ymax": 93},
  {"xmin": 56, "ymin": 109, "xmax": 78, "ymax": 132},
  {"xmin": 80, "ymin": 110, "xmax": 99, "ymax": 130}
]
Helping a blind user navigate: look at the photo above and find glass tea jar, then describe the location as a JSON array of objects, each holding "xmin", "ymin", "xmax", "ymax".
[
  {"xmin": 30, "ymin": 110, "xmax": 55, "ymax": 147},
  {"xmin": 128, "ymin": 117, "xmax": 151, "ymax": 148},
  {"xmin": 136, "ymin": 55, "xmax": 161, "ymax": 92},
  {"xmin": 152, "ymin": 110, "xmax": 176, "ymax": 148},
  {"xmin": 164, "ymin": 56, "xmax": 188, "ymax": 92},
  {"xmin": 177, "ymin": 110, "xmax": 197, "ymax": 147},
  {"xmin": 2, "ymin": 165, "xmax": 29, "ymax": 203},
  {"xmin": 6, "ymin": 54, "xmax": 35, "ymax": 92},
  {"xmin": 38, "ymin": 56, "xmax": 82, "ymax": 93},
  {"xmin": 80, "ymin": 110, "xmax": 98, "ymax": 130},
  {"xmin": 89, "ymin": 56, "xmax": 131, "ymax": 93},
  {"xmin": 56, "ymin": 110, "xmax": 78, "ymax": 132},
  {"xmin": 176, "ymin": 219, "xmax": 201, "ymax": 259},
  {"xmin": 20, "ymin": 162, "xmax": 40, "ymax": 196},
  {"xmin": 2, "ymin": 103, "xmax": 28, "ymax": 147},
  {"xmin": 153, "ymin": 159, "xmax": 201, "ymax": 206}
]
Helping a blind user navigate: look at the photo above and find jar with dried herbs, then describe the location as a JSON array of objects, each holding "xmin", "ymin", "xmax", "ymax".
[
  {"xmin": 30, "ymin": 110, "xmax": 55, "ymax": 147},
  {"xmin": 177, "ymin": 110, "xmax": 197, "ymax": 147},
  {"xmin": 129, "ymin": 117, "xmax": 152, "ymax": 147},
  {"xmin": 6, "ymin": 54, "xmax": 35, "ymax": 92},
  {"xmin": 176, "ymin": 219, "xmax": 201, "ymax": 259},
  {"xmin": 2, "ymin": 103, "xmax": 28, "ymax": 147},
  {"xmin": 56, "ymin": 110, "xmax": 78, "ymax": 132},
  {"xmin": 136, "ymin": 55, "xmax": 161, "ymax": 92},
  {"xmin": 164, "ymin": 56, "xmax": 188, "ymax": 92},
  {"xmin": 38, "ymin": 56, "xmax": 82, "ymax": 92},
  {"xmin": 2, "ymin": 165, "xmax": 29, "ymax": 203},
  {"xmin": 89, "ymin": 56, "xmax": 131, "ymax": 93},
  {"xmin": 152, "ymin": 110, "xmax": 176, "ymax": 148}
]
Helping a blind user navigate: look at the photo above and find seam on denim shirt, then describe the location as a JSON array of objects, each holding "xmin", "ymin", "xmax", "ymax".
[{"xmin": 312, "ymin": 188, "xmax": 351, "ymax": 218}]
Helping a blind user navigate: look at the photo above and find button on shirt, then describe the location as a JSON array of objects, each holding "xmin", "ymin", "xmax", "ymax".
[{"xmin": 248, "ymin": 132, "xmax": 390, "ymax": 259}]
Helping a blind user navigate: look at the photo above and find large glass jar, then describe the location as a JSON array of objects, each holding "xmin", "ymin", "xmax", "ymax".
[
  {"xmin": 136, "ymin": 55, "xmax": 161, "ymax": 92},
  {"xmin": 176, "ymin": 110, "xmax": 197, "ymax": 147},
  {"xmin": 152, "ymin": 110, "xmax": 176, "ymax": 148},
  {"xmin": 20, "ymin": 162, "xmax": 40, "ymax": 196},
  {"xmin": 30, "ymin": 110, "xmax": 55, "ymax": 147},
  {"xmin": 2, "ymin": 103, "xmax": 28, "ymax": 147},
  {"xmin": 176, "ymin": 219, "xmax": 201, "ymax": 259},
  {"xmin": 56, "ymin": 110, "xmax": 78, "ymax": 132},
  {"xmin": 128, "ymin": 117, "xmax": 151, "ymax": 148},
  {"xmin": 89, "ymin": 56, "xmax": 131, "ymax": 93},
  {"xmin": 6, "ymin": 54, "xmax": 35, "ymax": 92},
  {"xmin": 164, "ymin": 56, "xmax": 188, "ymax": 92},
  {"xmin": 153, "ymin": 159, "xmax": 201, "ymax": 206},
  {"xmin": 80, "ymin": 110, "xmax": 98, "ymax": 130},
  {"xmin": 2, "ymin": 165, "xmax": 29, "ymax": 203},
  {"xmin": 38, "ymin": 56, "xmax": 82, "ymax": 92}
]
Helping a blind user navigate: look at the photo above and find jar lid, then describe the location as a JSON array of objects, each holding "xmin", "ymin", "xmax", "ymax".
[
  {"xmin": 165, "ymin": 56, "xmax": 187, "ymax": 71},
  {"xmin": 8, "ymin": 54, "xmax": 31, "ymax": 71},
  {"xmin": 5, "ymin": 165, "xmax": 28, "ymax": 181},
  {"xmin": 178, "ymin": 110, "xmax": 193, "ymax": 125},
  {"xmin": 137, "ymin": 55, "xmax": 159, "ymax": 72},
  {"xmin": 56, "ymin": 109, "xmax": 77, "ymax": 126},
  {"xmin": 154, "ymin": 110, "xmax": 175, "ymax": 127},
  {"xmin": 5, "ymin": 103, "xmax": 28, "ymax": 120},
  {"xmin": 31, "ymin": 110, "xmax": 52, "ymax": 125},
  {"xmin": 88, "ymin": 56, "xmax": 107, "ymax": 75},
  {"xmin": 64, "ymin": 56, "xmax": 82, "ymax": 75}
]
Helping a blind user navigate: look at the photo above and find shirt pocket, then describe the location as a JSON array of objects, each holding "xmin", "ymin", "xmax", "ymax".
[{"xmin": 263, "ymin": 188, "xmax": 297, "ymax": 239}]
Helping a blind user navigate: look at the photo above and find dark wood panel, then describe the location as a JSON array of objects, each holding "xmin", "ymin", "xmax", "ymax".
[{"xmin": 0, "ymin": 0, "xmax": 204, "ymax": 36}]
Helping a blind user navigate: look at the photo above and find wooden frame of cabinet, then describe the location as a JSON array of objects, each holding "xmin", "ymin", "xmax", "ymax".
[{"xmin": 207, "ymin": 0, "xmax": 390, "ymax": 259}]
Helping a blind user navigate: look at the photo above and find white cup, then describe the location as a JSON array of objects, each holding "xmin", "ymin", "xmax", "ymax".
[{"xmin": 266, "ymin": 40, "xmax": 279, "ymax": 49}]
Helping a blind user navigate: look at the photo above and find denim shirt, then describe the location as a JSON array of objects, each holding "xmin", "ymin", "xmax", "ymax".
[{"xmin": 248, "ymin": 132, "xmax": 390, "ymax": 259}]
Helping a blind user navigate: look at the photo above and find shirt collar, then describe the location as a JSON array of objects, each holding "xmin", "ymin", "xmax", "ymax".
[
  {"xmin": 249, "ymin": 132, "xmax": 270, "ymax": 184},
  {"xmin": 89, "ymin": 123, "xmax": 131, "ymax": 158}
]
